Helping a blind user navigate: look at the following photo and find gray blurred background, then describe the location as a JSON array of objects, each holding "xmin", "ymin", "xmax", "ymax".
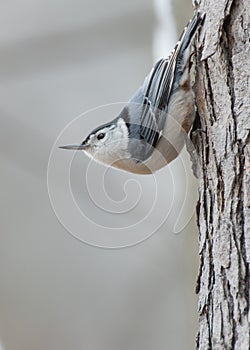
[{"xmin": 0, "ymin": 0, "xmax": 199, "ymax": 349}]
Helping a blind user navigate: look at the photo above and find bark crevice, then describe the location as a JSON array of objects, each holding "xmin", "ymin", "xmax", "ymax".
[{"xmin": 194, "ymin": 0, "xmax": 249, "ymax": 348}]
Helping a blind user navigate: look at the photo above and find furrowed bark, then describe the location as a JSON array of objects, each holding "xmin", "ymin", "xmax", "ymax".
[{"xmin": 193, "ymin": 0, "xmax": 250, "ymax": 348}]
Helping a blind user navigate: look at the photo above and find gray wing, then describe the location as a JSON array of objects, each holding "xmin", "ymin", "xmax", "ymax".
[
  {"xmin": 122, "ymin": 56, "xmax": 179, "ymax": 161},
  {"xmin": 120, "ymin": 12, "xmax": 204, "ymax": 161},
  {"xmin": 128, "ymin": 11, "xmax": 204, "ymax": 150},
  {"xmin": 128, "ymin": 56, "xmax": 175, "ymax": 151}
]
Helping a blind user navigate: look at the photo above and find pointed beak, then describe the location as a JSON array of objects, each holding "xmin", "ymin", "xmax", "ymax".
[{"xmin": 59, "ymin": 143, "xmax": 88, "ymax": 150}]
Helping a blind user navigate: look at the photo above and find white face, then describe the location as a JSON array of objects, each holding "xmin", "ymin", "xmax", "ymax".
[{"xmin": 83, "ymin": 118, "xmax": 130, "ymax": 166}]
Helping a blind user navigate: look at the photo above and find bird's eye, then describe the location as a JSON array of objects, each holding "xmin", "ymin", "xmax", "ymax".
[{"xmin": 97, "ymin": 133, "xmax": 105, "ymax": 140}]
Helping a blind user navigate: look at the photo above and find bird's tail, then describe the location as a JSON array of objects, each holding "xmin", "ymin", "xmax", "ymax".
[
  {"xmin": 178, "ymin": 11, "xmax": 205, "ymax": 53},
  {"xmin": 171, "ymin": 11, "xmax": 205, "ymax": 91}
]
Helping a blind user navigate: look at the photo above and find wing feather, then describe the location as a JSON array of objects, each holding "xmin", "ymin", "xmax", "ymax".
[{"xmin": 127, "ymin": 12, "xmax": 205, "ymax": 155}]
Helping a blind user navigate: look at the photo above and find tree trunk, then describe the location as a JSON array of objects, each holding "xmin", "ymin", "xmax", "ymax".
[{"xmin": 193, "ymin": 0, "xmax": 250, "ymax": 349}]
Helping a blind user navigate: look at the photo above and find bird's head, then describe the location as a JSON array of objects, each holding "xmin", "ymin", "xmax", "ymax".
[{"xmin": 60, "ymin": 118, "xmax": 130, "ymax": 166}]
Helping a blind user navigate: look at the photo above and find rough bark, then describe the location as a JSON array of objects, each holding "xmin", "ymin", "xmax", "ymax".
[{"xmin": 193, "ymin": 0, "xmax": 250, "ymax": 349}]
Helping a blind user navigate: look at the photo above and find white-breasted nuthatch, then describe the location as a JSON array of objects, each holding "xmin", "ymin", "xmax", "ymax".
[{"xmin": 60, "ymin": 12, "xmax": 205, "ymax": 174}]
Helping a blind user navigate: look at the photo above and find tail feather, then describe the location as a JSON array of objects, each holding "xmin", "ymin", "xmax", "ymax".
[
  {"xmin": 172, "ymin": 11, "xmax": 205, "ymax": 90},
  {"xmin": 179, "ymin": 12, "xmax": 205, "ymax": 53}
]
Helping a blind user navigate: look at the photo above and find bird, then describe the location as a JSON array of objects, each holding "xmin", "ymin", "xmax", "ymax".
[{"xmin": 60, "ymin": 12, "xmax": 205, "ymax": 174}]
